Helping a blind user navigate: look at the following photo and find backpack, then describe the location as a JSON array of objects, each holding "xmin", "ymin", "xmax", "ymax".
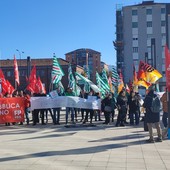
[{"xmin": 150, "ymin": 96, "xmax": 161, "ymax": 113}]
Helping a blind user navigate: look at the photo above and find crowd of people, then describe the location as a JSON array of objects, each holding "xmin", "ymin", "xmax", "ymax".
[{"xmin": 1, "ymin": 86, "xmax": 169, "ymax": 142}]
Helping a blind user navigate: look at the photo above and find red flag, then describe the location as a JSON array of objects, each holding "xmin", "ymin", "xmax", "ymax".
[
  {"xmin": 14, "ymin": 55, "xmax": 20, "ymax": 85},
  {"xmin": 165, "ymin": 45, "xmax": 170, "ymax": 92},
  {"xmin": 26, "ymin": 65, "xmax": 37, "ymax": 93},
  {"xmin": 26, "ymin": 83, "xmax": 35, "ymax": 93},
  {"xmin": 137, "ymin": 68, "xmax": 151, "ymax": 89},
  {"xmin": 35, "ymin": 77, "xmax": 46, "ymax": 94},
  {"xmin": 29, "ymin": 65, "xmax": 36, "ymax": 83},
  {"xmin": 118, "ymin": 70, "xmax": 125, "ymax": 93},
  {"xmin": 1, "ymin": 81, "xmax": 8, "ymax": 95},
  {"xmin": 128, "ymin": 79, "xmax": 133, "ymax": 91},
  {"xmin": 0, "ymin": 69, "xmax": 8, "ymax": 94},
  {"xmin": 0, "ymin": 69, "xmax": 5, "ymax": 82},
  {"xmin": 6, "ymin": 80, "xmax": 15, "ymax": 94},
  {"xmin": 125, "ymin": 84, "xmax": 130, "ymax": 94}
]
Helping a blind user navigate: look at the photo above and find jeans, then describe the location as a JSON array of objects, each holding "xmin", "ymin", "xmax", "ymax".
[
  {"xmin": 162, "ymin": 112, "xmax": 168, "ymax": 128},
  {"xmin": 66, "ymin": 107, "xmax": 74, "ymax": 124},
  {"xmin": 129, "ymin": 110, "xmax": 139, "ymax": 125},
  {"xmin": 25, "ymin": 108, "xmax": 30, "ymax": 125}
]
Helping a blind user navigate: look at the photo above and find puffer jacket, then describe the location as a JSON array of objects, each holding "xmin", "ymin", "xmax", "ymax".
[{"xmin": 160, "ymin": 92, "xmax": 168, "ymax": 113}]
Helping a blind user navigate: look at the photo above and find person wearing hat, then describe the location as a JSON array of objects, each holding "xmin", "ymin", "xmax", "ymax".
[{"xmin": 143, "ymin": 85, "xmax": 162, "ymax": 143}]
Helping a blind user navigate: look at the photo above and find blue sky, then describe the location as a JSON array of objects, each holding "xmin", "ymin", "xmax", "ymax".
[{"xmin": 0, "ymin": 0, "xmax": 167, "ymax": 65}]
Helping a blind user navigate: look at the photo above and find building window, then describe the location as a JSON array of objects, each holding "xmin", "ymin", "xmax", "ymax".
[
  {"xmin": 132, "ymin": 9, "xmax": 137, "ymax": 15},
  {"xmin": 133, "ymin": 47, "xmax": 138, "ymax": 53},
  {"xmin": 148, "ymin": 60, "xmax": 152, "ymax": 65},
  {"xmin": 147, "ymin": 34, "xmax": 153, "ymax": 38},
  {"xmin": 161, "ymin": 8, "xmax": 166, "ymax": 14},
  {"xmin": 20, "ymin": 70, "xmax": 26, "ymax": 76},
  {"xmin": 162, "ymin": 33, "xmax": 166, "ymax": 39},
  {"xmin": 161, "ymin": 21, "xmax": 166, "ymax": 27},
  {"xmin": 133, "ymin": 37, "xmax": 138, "ymax": 40},
  {"xmin": 132, "ymin": 22, "xmax": 138, "ymax": 28},
  {"xmin": 162, "ymin": 46, "xmax": 165, "ymax": 52},
  {"xmin": 147, "ymin": 47, "xmax": 151, "ymax": 53},
  {"xmin": 133, "ymin": 60, "xmax": 138, "ymax": 66},
  {"xmin": 162, "ymin": 59, "xmax": 165, "ymax": 64},
  {"xmin": 147, "ymin": 21, "xmax": 152, "ymax": 27},
  {"xmin": 40, "ymin": 70, "xmax": 45, "ymax": 77},
  {"xmin": 7, "ymin": 71, "xmax": 11, "ymax": 77},
  {"xmin": 146, "ymin": 9, "xmax": 152, "ymax": 15}
]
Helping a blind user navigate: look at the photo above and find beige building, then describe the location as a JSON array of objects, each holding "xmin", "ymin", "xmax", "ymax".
[{"xmin": 65, "ymin": 48, "xmax": 101, "ymax": 83}]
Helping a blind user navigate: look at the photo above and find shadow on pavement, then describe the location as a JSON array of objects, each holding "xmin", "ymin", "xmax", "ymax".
[
  {"xmin": 12, "ymin": 132, "xmax": 76, "ymax": 141},
  {"xmin": 0, "ymin": 139, "xmax": 145, "ymax": 163}
]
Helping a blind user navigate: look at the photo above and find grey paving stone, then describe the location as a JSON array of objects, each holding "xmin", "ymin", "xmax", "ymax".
[{"xmin": 0, "ymin": 111, "xmax": 170, "ymax": 170}]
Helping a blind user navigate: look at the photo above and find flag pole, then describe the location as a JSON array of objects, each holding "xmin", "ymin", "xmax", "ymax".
[
  {"xmin": 15, "ymin": 81, "xmax": 17, "ymax": 91},
  {"xmin": 168, "ymin": 90, "xmax": 170, "ymax": 139}
]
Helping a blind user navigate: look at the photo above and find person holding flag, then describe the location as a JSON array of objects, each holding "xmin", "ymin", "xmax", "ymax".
[{"xmin": 115, "ymin": 89, "xmax": 128, "ymax": 127}]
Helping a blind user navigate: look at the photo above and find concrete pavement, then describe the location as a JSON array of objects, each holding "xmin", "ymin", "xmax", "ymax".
[{"xmin": 0, "ymin": 111, "xmax": 170, "ymax": 170}]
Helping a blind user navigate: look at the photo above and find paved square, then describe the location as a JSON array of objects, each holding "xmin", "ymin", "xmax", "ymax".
[{"xmin": 0, "ymin": 111, "xmax": 170, "ymax": 170}]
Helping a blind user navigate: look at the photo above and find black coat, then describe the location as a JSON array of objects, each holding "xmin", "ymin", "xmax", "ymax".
[
  {"xmin": 128, "ymin": 95, "xmax": 140, "ymax": 113},
  {"xmin": 101, "ymin": 97, "xmax": 112, "ymax": 112},
  {"xmin": 143, "ymin": 91, "xmax": 160, "ymax": 123}
]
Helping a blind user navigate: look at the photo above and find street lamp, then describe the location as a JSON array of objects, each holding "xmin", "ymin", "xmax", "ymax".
[{"xmin": 16, "ymin": 49, "xmax": 24, "ymax": 66}]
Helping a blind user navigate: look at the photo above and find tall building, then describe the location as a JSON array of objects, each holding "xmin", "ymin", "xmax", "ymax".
[
  {"xmin": 114, "ymin": 1, "xmax": 170, "ymax": 91},
  {"xmin": 65, "ymin": 48, "xmax": 101, "ymax": 83}
]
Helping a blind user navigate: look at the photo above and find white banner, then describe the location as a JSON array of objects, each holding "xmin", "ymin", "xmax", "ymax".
[{"xmin": 30, "ymin": 96, "xmax": 101, "ymax": 110}]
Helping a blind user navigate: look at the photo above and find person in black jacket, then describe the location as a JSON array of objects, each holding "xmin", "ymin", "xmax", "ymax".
[
  {"xmin": 128, "ymin": 91, "xmax": 140, "ymax": 125},
  {"xmin": 83, "ymin": 90, "xmax": 95, "ymax": 124},
  {"xmin": 101, "ymin": 92, "xmax": 112, "ymax": 125},
  {"xmin": 143, "ymin": 87, "xmax": 162, "ymax": 143},
  {"xmin": 115, "ymin": 90, "xmax": 128, "ymax": 127},
  {"xmin": 33, "ymin": 92, "xmax": 46, "ymax": 125}
]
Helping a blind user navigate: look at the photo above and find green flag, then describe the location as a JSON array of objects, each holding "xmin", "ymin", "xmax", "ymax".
[
  {"xmin": 75, "ymin": 72, "xmax": 100, "ymax": 93},
  {"xmin": 96, "ymin": 72, "xmax": 110, "ymax": 98},
  {"xmin": 51, "ymin": 54, "xmax": 64, "ymax": 84}
]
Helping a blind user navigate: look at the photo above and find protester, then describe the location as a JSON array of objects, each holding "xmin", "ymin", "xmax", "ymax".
[
  {"xmin": 24, "ymin": 91, "xmax": 31, "ymax": 125},
  {"xmin": 83, "ymin": 90, "xmax": 95, "ymax": 124},
  {"xmin": 128, "ymin": 91, "xmax": 140, "ymax": 125},
  {"xmin": 18, "ymin": 90, "xmax": 24, "ymax": 125},
  {"xmin": 160, "ymin": 91, "xmax": 168, "ymax": 128},
  {"xmin": 115, "ymin": 90, "xmax": 128, "ymax": 127},
  {"xmin": 79, "ymin": 89, "xmax": 85, "ymax": 122},
  {"xmin": 111, "ymin": 92, "xmax": 117, "ymax": 122},
  {"xmin": 101, "ymin": 92, "xmax": 112, "ymax": 125},
  {"xmin": 65, "ymin": 87, "xmax": 75, "ymax": 124},
  {"xmin": 143, "ymin": 86, "xmax": 162, "ymax": 143},
  {"xmin": 3, "ymin": 93, "xmax": 11, "ymax": 126},
  {"xmin": 52, "ymin": 88, "xmax": 64, "ymax": 125},
  {"xmin": 94, "ymin": 92, "xmax": 102, "ymax": 121},
  {"xmin": 39, "ymin": 91, "xmax": 47, "ymax": 125},
  {"xmin": 33, "ymin": 91, "xmax": 46, "ymax": 125}
]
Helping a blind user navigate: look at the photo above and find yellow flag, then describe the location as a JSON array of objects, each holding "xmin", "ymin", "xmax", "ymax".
[{"xmin": 138, "ymin": 61, "xmax": 162, "ymax": 84}]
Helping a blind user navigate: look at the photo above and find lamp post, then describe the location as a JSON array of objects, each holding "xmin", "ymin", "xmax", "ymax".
[{"xmin": 16, "ymin": 49, "xmax": 24, "ymax": 67}]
